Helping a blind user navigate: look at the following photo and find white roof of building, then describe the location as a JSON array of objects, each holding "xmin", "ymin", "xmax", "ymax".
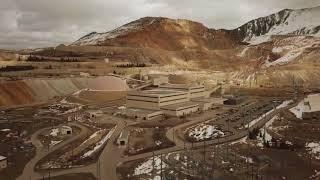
[
  {"xmin": 305, "ymin": 93, "xmax": 320, "ymax": 112},
  {"xmin": 118, "ymin": 129, "xmax": 130, "ymax": 139},
  {"xmin": 60, "ymin": 125, "xmax": 72, "ymax": 130},
  {"xmin": 0, "ymin": 156, "xmax": 7, "ymax": 161}
]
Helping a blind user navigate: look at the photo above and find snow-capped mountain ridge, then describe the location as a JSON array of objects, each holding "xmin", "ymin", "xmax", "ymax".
[{"xmin": 232, "ymin": 6, "xmax": 320, "ymax": 43}]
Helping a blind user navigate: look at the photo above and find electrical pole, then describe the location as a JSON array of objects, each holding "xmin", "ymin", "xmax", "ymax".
[{"xmin": 160, "ymin": 154, "xmax": 163, "ymax": 180}]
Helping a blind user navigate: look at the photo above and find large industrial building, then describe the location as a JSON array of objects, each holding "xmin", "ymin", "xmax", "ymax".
[{"xmin": 123, "ymin": 83, "xmax": 224, "ymax": 120}]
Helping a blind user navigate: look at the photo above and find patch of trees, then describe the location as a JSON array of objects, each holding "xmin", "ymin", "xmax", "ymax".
[
  {"xmin": 116, "ymin": 63, "xmax": 147, "ymax": 68},
  {"xmin": 0, "ymin": 65, "xmax": 36, "ymax": 72},
  {"xmin": 26, "ymin": 55, "xmax": 80, "ymax": 62}
]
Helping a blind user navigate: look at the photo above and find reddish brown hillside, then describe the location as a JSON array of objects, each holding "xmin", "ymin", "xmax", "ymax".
[{"xmin": 72, "ymin": 17, "xmax": 237, "ymax": 51}]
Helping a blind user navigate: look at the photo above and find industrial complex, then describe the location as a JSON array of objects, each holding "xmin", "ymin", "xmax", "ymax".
[{"xmin": 122, "ymin": 83, "xmax": 224, "ymax": 120}]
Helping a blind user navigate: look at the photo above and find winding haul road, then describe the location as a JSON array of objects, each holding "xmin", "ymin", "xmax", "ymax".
[{"xmin": 17, "ymin": 100, "xmax": 296, "ymax": 180}]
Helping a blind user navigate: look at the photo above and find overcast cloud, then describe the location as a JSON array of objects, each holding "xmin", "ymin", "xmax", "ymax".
[{"xmin": 0, "ymin": 0, "xmax": 319, "ymax": 49}]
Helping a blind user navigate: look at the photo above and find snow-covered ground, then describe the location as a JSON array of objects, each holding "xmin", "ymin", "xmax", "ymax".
[
  {"xmin": 290, "ymin": 93, "xmax": 320, "ymax": 119},
  {"xmin": 80, "ymin": 129, "xmax": 104, "ymax": 146},
  {"xmin": 0, "ymin": 129, "xmax": 10, "ymax": 132},
  {"xmin": 134, "ymin": 156, "xmax": 167, "ymax": 176},
  {"xmin": 82, "ymin": 126, "xmax": 116, "ymax": 158},
  {"xmin": 50, "ymin": 140, "xmax": 62, "ymax": 147},
  {"xmin": 306, "ymin": 142, "xmax": 320, "ymax": 160},
  {"xmin": 230, "ymin": 137, "xmax": 248, "ymax": 145},
  {"xmin": 257, "ymin": 127, "xmax": 273, "ymax": 147},
  {"xmin": 188, "ymin": 124, "xmax": 225, "ymax": 141},
  {"xmin": 50, "ymin": 128, "xmax": 59, "ymax": 137},
  {"xmin": 247, "ymin": 35, "xmax": 271, "ymax": 45}
]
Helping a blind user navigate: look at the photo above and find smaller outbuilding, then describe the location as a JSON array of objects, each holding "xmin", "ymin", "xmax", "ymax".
[
  {"xmin": 86, "ymin": 110, "xmax": 103, "ymax": 118},
  {"xmin": 0, "ymin": 156, "xmax": 7, "ymax": 170},
  {"xmin": 117, "ymin": 129, "xmax": 130, "ymax": 147},
  {"xmin": 59, "ymin": 126, "xmax": 72, "ymax": 135}
]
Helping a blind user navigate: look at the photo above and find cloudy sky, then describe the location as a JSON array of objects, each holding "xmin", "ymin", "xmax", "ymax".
[{"xmin": 0, "ymin": 0, "xmax": 319, "ymax": 49}]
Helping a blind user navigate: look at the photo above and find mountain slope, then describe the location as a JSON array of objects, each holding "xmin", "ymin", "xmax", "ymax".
[
  {"xmin": 45, "ymin": 6, "xmax": 320, "ymax": 71},
  {"xmin": 71, "ymin": 17, "xmax": 237, "ymax": 50},
  {"xmin": 230, "ymin": 6, "xmax": 320, "ymax": 43}
]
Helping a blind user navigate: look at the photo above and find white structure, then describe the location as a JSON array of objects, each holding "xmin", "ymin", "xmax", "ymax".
[
  {"xmin": 117, "ymin": 129, "xmax": 130, "ymax": 146},
  {"xmin": 59, "ymin": 126, "xmax": 72, "ymax": 135},
  {"xmin": 127, "ymin": 90, "xmax": 190, "ymax": 110},
  {"xmin": 0, "ymin": 156, "xmax": 7, "ymax": 170},
  {"xmin": 125, "ymin": 84, "xmax": 220, "ymax": 118}
]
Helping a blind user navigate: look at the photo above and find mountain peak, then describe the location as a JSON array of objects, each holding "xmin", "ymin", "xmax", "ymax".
[
  {"xmin": 231, "ymin": 6, "xmax": 320, "ymax": 43},
  {"xmin": 70, "ymin": 16, "xmax": 214, "ymax": 49}
]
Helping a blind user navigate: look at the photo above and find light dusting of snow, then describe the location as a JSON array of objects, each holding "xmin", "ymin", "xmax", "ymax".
[
  {"xmin": 247, "ymin": 35, "xmax": 271, "ymax": 45},
  {"xmin": 306, "ymin": 142, "xmax": 320, "ymax": 160},
  {"xmin": 50, "ymin": 140, "xmax": 62, "ymax": 147},
  {"xmin": 82, "ymin": 127, "xmax": 116, "ymax": 158}
]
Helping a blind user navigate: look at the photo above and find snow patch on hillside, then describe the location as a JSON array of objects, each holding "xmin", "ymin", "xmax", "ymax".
[
  {"xmin": 266, "ymin": 48, "xmax": 303, "ymax": 67},
  {"xmin": 72, "ymin": 20, "xmax": 148, "ymax": 46},
  {"xmin": 237, "ymin": 47, "xmax": 249, "ymax": 57},
  {"xmin": 247, "ymin": 35, "xmax": 271, "ymax": 45},
  {"xmin": 264, "ymin": 36, "xmax": 320, "ymax": 67}
]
